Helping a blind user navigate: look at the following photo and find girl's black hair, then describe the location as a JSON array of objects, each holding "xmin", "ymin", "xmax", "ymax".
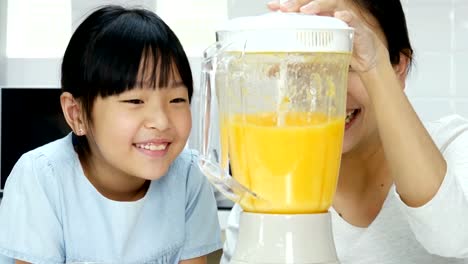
[
  {"xmin": 353, "ymin": 0, "xmax": 413, "ymax": 68},
  {"xmin": 61, "ymin": 5, "xmax": 193, "ymax": 155}
]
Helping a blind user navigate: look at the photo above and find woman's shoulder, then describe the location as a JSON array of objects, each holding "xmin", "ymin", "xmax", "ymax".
[
  {"xmin": 424, "ymin": 114, "xmax": 468, "ymax": 152},
  {"xmin": 424, "ymin": 115, "xmax": 468, "ymax": 137},
  {"xmin": 425, "ymin": 114, "xmax": 468, "ymax": 126}
]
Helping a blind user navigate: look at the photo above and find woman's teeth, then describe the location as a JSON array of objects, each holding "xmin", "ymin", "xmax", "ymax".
[
  {"xmin": 346, "ymin": 109, "xmax": 359, "ymax": 124},
  {"xmin": 135, "ymin": 143, "xmax": 167, "ymax": 151}
]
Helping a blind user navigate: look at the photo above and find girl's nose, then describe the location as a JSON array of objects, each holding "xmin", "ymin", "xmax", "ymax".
[{"xmin": 144, "ymin": 108, "xmax": 170, "ymax": 131}]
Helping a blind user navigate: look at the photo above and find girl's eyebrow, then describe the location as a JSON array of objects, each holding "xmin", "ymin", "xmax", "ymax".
[
  {"xmin": 168, "ymin": 81, "xmax": 185, "ymax": 88},
  {"xmin": 134, "ymin": 80, "xmax": 185, "ymax": 88}
]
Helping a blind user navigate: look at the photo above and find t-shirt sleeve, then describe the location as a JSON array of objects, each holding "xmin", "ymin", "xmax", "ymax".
[
  {"xmin": 179, "ymin": 151, "xmax": 223, "ymax": 260},
  {"xmin": 0, "ymin": 153, "xmax": 64, "ymax": 263},
  {"xmin": 395, "ymin": 115, "xmax": 468, "ymax": 258}
]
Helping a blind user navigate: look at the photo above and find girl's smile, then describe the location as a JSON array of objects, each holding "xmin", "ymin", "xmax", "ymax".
[{"xmin": 134, "ymin": 140, "xmax": 171, "ymax": 158}]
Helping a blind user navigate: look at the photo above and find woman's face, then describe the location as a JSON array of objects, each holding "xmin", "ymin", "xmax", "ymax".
[
  {"xmin": 341, "ymin": 8, "xmax": 408, "ymax": 155},
  {"xmin": 342, "ymin": 69, "xmax": 378, "ymax": 154}
]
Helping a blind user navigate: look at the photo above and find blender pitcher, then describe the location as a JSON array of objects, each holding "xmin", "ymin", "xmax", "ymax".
[{"xmin": 198, "ymin": 12, "xmax": 353, "ymax": 264}]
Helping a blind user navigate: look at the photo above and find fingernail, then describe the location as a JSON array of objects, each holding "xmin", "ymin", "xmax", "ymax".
[
  {"xmin": 335, "ymin": 11, "xmax": 351, "ymax": 22},
  {"xmin": 268, "ymin": 0, "xmax": 277, "ymax": 4},
  {"xmin": 300, "ymin": 2, "xmax": 319, "ymax": 13},
  {"xmin": 282, "ymin": 0, "xmax": 295, "ymax": 9}
]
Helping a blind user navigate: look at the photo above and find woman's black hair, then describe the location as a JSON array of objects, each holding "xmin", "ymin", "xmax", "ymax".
[
  {"xmin": 352, "ymin": 0, "xmax": 413, "ymax": 68},
  {"xmin": 61, "ymin": 5, "xmax": 192, "ymax": 155}
]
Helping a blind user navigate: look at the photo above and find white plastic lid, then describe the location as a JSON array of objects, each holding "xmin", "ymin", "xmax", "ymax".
[
  {"xmin": 219, "ymin": 12, "xmax": 350, "ymax": 31},
  {"xmin": 216, "ymin": 12, "xmax": 354, "ymax": 53}
]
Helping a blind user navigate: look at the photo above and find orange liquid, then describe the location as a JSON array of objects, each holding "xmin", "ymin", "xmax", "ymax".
[{"xmin": 224, "ymin": 112, "xmax": 344, "ymax": 214}]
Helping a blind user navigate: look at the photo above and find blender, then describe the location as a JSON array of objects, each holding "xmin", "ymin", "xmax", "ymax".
[{"xmin": 198, "ymin": 12, "xmax": 353, "ymax": 264}]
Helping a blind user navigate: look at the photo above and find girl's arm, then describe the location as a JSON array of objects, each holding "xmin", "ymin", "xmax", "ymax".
[
  {"xmin": 16, "ymin": 260, "xmax": 30, "ymax": 264},
  {"xmin": 179, "ymin": 256, "xmax": 207, "ymax": 264}
]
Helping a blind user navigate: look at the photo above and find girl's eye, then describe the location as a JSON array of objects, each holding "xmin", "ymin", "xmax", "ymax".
[
  {"xmin": 348, "ymin": 65, "xmax": 355, "ymax": 72},
  {"xmin": 123, "ymin": 99, "xmax": 144, "ymax": 104},
  {"xmin": 170, "ymin": 98, "xmax": 187, "ymax": 103}
]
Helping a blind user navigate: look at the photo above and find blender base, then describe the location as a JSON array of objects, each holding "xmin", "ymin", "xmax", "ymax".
[{"xmin": 231, "ymin": 211, "xmax": 339, "ymax": 264}]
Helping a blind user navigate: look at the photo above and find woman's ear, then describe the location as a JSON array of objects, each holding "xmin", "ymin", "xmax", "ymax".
[
  {"xmin": 393, "ymin": 52, "xmax": 411, "ymax": 90},
  {"xmin": 60, "ymin": 92, "xmax": 87, "ymax": 136}
]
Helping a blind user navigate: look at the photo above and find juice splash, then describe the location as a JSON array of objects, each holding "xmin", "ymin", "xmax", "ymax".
[{"xmin": 225, "ymin": 112, "xmax": 344, "ymax": 214}]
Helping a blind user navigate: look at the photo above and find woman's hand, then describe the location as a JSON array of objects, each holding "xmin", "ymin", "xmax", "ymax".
[{"xmin": 268, "ymin": 0, "xmax": 389, "ymax": 75}]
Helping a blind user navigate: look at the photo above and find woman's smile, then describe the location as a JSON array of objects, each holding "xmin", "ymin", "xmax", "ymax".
[{"xmin": 345, "ymin": 108, "xmax": 361, "ymax": 130}]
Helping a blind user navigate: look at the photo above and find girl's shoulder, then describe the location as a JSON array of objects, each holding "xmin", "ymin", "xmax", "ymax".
[
  {"xmin": 8, "ymin": 133, "xmax": 77, "ymax": 190},
  {"xmin": 174, "ymin": 148, "xmax": 198, "ymax": 164},
  {"xmin": 168, "ymin": 148, "xmax": 199, "ymax": 179},
  {"xmin": 163, "ymin": 148, "xmax": 210, "ymax": 194},
  {"xmin": 23, "ymin": 133, "xmax": 75, "ymax": 163}
]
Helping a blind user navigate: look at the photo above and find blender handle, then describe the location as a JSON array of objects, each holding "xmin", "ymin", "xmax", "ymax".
[{"xmin": 197, "ymin": 42, "xmax": 260, "ymax": 205}]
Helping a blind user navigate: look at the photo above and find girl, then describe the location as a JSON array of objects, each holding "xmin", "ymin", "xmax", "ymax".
[
  {"xmin": 223, "ymin": 0, "xmax": 468, "ymax": 263},
  {"xmin": 0, "ymin": 5, "xmax": 221, "ymax": 264}
]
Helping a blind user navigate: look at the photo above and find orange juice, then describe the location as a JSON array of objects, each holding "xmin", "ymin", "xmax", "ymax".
[{"xmin": 225, "ymin": 112, "xmax": 344, "ymax": 214}]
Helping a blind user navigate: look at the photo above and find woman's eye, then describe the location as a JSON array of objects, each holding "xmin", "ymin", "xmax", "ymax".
[
  {"xmin": 170, "ymin": 98, "xmax": 187, "ymax": 103},
  {"xmin": 123, "ymin": 99, "xmax": 144, "ymax": 104}
]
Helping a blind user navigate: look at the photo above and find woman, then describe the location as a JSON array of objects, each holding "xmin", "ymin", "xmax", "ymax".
[{"xmin": 222, "ymin": 0, "xmax": 468, "ymax": 263}]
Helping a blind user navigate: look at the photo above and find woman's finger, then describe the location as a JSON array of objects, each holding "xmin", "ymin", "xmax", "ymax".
[
  {"xmin": 267, "ymin": 0, "xmax": 281, "ymax": 11},
  {"xmin": 300, "ymin": 0, "xmax": 339, "ymax": 15},
  {"xmin": 278, "ymin": 0, "xmax": 314, "ymax": 12},
  {"xmin": 334, "ymin": 10, "xmax": 360, "ymax": 30},
  {"xmin": 334, "ymin": 10, "xmax": 383, "ymax": 73}
]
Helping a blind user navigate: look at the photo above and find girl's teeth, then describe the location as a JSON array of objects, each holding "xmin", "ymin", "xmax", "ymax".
[{"xmin": 136, "ymin": 143, "xmax": 167, "ymax": 151}]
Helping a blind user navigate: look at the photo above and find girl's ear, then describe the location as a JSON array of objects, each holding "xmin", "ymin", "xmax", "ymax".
[
  {"xmin": 393, "ymin": 52, "xmax": 411, "ymax": 90},
  {"xmin": 60, "ymin": 92, "xmax": 87, "ymax": 136}
]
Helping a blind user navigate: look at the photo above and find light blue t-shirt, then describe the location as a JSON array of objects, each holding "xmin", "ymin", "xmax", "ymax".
[{"xmin": 0, "ymin": 134, "xmax": 222, "ymax": 263}]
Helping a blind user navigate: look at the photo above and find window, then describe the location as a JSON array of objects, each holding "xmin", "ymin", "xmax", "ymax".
[{"xmin": 6, "ymin": 0, "xmax": 72, "ymax": 58}]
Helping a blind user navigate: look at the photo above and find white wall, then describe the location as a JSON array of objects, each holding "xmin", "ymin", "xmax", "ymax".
[
  {"xmin": 403, "ymin": 0, "xmax": 468, "ymax": 120},
  {"xmin": 227, "ymin": 0, "xmax": 270, "ymax": 18},
  {"xmin": 0, "ymin": 0, "xmax": 157, "ymax": 88},
  {"xmin": 1, "ymin": 0, "xmax": 467, "ymax": 116},
  {"xmin": 72, "ymin": 0, "xmax": 156, "ymax": 29}
]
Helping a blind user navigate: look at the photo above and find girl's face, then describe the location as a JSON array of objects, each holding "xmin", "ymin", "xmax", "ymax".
[{"xmin": 85, "ymin": 70, "xmax": 192, "ymax": 181}]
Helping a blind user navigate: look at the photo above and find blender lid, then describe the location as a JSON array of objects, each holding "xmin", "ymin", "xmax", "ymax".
[
  {"xmin": 216, "ymin": 12, "xmax": 354, "ymax": 53},
  {"xmin": 219, "ymin": 12, "xmax": 350, "ymax": 31}
]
